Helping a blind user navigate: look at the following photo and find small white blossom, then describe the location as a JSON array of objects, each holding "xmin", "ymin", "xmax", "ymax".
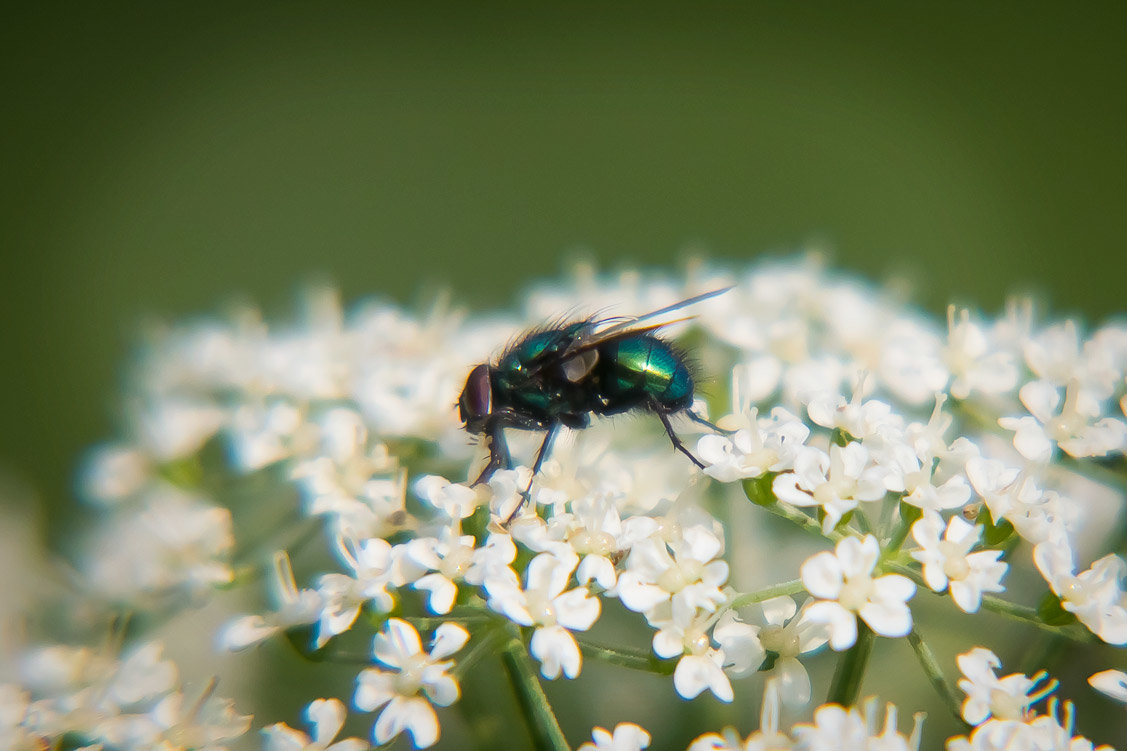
[
  {"xmin": 614, "ymin": 526, "xmax": 729, "ymax": 621},
  {"xmin": 576, "ymin": 722, "xmax": 651, "ymax": 751},
  {"xmin": 354, "ymin": 619, "xmax": 469, "ymax": 749},
  {"xmin": 801, "ymin": 535, "xmax": 916, "ymax": 649},
  {"xmin": 791, "ymin": 698, "xmax": 924, "ymax": 751},
  {"xmin": 220, "ymin": 551, "xmax": 322, "ymax": 651},
  {"xmin": 484, "ymin": 552, "xmax": 600, "ymax": 679},
  {"xmin": 697, "ymin": 406, "xmax": 809, "ymax": 482},
  {"xmin": 316, "ymin": 536, "xmax": 414, "ymax": 646},
  {"xmin": 944, "ymin": 306, "xmax": 1020, "ymax": 400},
  {"xmin": 774, "ymin": 443, "xmax": 887, "ymax": 534},
  {"xmin": 751, "ymin": 597, "xmax": 828, "ymax": 707},
  {"xmin": 406, "ymin": 530, "xmax": 477, "ymax": 615},
  {"xmin": 1034, "ymin": 541, "xmax": 1127, "ymax": 645},
  {"xmin": 955, "ymin": 647, "xmax": 1056, "ymax": 725},
  {"xmin": 261, "ymin": 698, "xmax": 366, "ymax": 751},
  {"xmin": 84, "ymin": 485, "xmax": 234, "ymax": 603},
  {"xmin": 910, "ymin": 513, "xmax": 1007, "ymax": 613},
  {"xmin": 1000, "ymin": 380, "xmax": 1127, "ymax": 462}
]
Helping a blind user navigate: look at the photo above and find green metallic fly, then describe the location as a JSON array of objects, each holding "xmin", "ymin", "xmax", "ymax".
[{"xmin": 458, "ymin": 287, "xmax": 731, "ymax": 520}]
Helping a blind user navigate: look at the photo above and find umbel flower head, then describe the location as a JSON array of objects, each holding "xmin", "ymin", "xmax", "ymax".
[{"xmin": 6, "ymin": 255, "xmax": 1126, "ymax": 750}]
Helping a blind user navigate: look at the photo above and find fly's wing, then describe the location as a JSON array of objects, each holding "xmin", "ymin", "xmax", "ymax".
[
  {"xmin": 528, "ymin": 286, "xmax": 732, "ymax": 379},
  {"xmin": 575, "ymin": 286, "xmax": 732, "ymax": 344}
]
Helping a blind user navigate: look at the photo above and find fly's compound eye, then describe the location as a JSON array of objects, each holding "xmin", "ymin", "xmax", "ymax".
[{"xmin": 458, "ymin": 364, "xmax": 493, "ymax": 431}]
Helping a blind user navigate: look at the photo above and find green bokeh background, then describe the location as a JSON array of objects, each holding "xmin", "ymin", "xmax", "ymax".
[{"xmin": 3, "ymin": 3, "xmax": 1126, "ymax": 747}]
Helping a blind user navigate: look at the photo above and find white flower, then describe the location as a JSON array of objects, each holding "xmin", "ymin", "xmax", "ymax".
[
  {"xmin": 413, "ymin": 474, "xmax": 484, "ymax": 520},
  {"xmin": 965, "ymin": 457, "xmax": 1063, "ymax": 544},
  {"xmin": 697, "ymin": 406, "xmax": 809, "ymax": 482},
  {"xmin": 645, "ymin": 604, "xmax": 736, "ymax": 702},
  {"xmin": 315, "ymin": 536, "xmax": 410, "ymax": 646},
  {"xmin": 1088, "ymin": 669, "xmax": 1127, "ymax": 705},
  {"xmin": 1033, "ymin": 541, "xmax": 1127, "ymax": 645},
  {"xmin": 947, "ymin": 699, "xmax": 1108, "ymax": 751},
  {"xmin": 576, "ymin": 722, "xmax": 651, "ymax": 751},
  {"xmin": 614, "ymin": 526, "xmax": 729, "ymax": 621},
  {"xmin": 955, "ymin": 647, "xmax": 1056, "ymax": 725},
  {"xmin": 407, "ymin": 530, "xmax": 477, "ymax": 615},
  {"xmin": 220, "ymin": 551, "xmax": 322, "ymax": 651},
  {"xmin": 1000, "ymin": 380, "xmax": 1127, "ymax": 462},
  {"xmin": 774, "ymin": 443, "xmax": 887, "ymax": 534},
  {"xmin": 261, "ymin": 698, "xmax": 366, "ymax": 751},
  {"xmin": 84, "ymin": 484, "xmax": 234, "ymax": 603},
  {"xmin": 910, "ymin": 513, "xmax": 1007, "ymax": 613},
  {"xmin": 751, "ymin": 597, "xmax": 828, "ymax": 707},
  {"xmin": 800, "ymin": 535, "xmax": 916, "ymax": 649},
  {"xmin": 688, "ymin": 679, "xmax": 795, "ymax": 751},
  {"xmin": 354, "ymin": 619, "xmax": 469, "ymax": 749},
  {"xmin": 944, "ymin": 306, "xmax": 1020, "ymax": 400},
  {"xmin": 226, "ymin": 398, "xmax": 305, "ymax": 473},
  {"xmin": 791, "ymin": 698, "xmax": 924, "ymax": 751},
  {"xmin": 100, "ymin": 681, "xmax": 251, "ymax": 751},
  {"xmin": 484, "ymin": 552, "xmax": 600, "ymax": 679}
]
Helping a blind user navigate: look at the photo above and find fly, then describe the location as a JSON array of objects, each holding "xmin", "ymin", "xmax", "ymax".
[{"xmin": 458, "ymin": 287, "xmax": 731, "ymax": 521}]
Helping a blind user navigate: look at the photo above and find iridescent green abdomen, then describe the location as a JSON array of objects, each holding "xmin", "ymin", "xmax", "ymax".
[{"xmin": 594, "ymin": 335, "xmax": 693, "ymax": 414}]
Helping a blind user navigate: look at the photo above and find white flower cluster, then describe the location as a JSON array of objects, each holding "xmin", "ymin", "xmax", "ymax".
[
  {"xmin": 2, "ymin": 641, "xmax": 249, "ymax": 750},
  {"xmin": 5, "ymin": 258, "xmax": 1126, "ymax": 750},
  {"xmin": 948, "ymin": 647, "xmax": 1114, "ymax": 750}
]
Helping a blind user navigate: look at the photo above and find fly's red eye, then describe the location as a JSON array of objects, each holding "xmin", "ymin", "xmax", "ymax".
[{"xmin": 458, "ymin": 364, "xmax": 492, "ymax": 429}]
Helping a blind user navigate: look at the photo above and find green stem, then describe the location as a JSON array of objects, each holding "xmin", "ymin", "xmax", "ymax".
[
  {"xmin": 978, "ymin": 595, "xmax": 1095, "ymax": 642},
  {"xmin": 499, "ymin": 628, "xmax": 570, "ymax": 751},
  {"xmin": 577, "ymin": 640, "xmax": 674, "ymax": 674},
  {"xmin": 906, "ymin": 628, "xmax": 965, "ymax": 724},
  {"xmin": 884, "ymin": 562, "xmax": 1096, "ymax": 642},
  {"xmin": 728, "ymin": 579, "xmax": 806, "ymax": 609},
  {"xmin": 762, "ymin": 501, "xmax": 846, "ymax": 542},
  {"xmin": 826, "ymin": 619, "xmax": 874, "ymax": 706},
  {"xmin": 881, "ymin": 502, "xmax": 920, "ymax": 557}
]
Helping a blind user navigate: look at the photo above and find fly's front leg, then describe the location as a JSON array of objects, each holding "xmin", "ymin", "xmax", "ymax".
[
  {"xmin": 470, "ymin": 409, "xmax": 548, "ymax": 486},
  {"xmin": 471, "ymin": 424, "xmax": 512, "ymax": 486}
]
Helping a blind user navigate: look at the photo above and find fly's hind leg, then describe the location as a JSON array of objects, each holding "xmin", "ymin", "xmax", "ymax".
[{"xmin": 654, "ymin": 405, "xmax": 706, "ymax": 470}]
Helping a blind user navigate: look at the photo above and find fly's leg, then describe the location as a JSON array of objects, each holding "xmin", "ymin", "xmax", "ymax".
[
  {"xmin": 686, "ymin": 409, "xmax": 736, "ymax": 435},
  {"xmin": 470, "ymin": 409, "xmax": 549, "ymax": 487},
  {"xmin": 505, "ymin": 423, "xmax": 559, "ymax": 524},
  {"xmin": 471, "ymin": 425, "xmax": 512, "ymax": 486},
  {"xmin": 654, "ymin": 406, "xmax": 706, "ymax": 470}
]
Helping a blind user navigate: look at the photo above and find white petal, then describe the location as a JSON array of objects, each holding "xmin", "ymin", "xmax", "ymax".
[
  {"xmin": 804, "ymin": 601, "xmax": 856, "ymax": 651},
  {"xmin": 373, "ymin": 619, "xmax": 422, "ymax": 667},
  {"xmin": 673, "ymin": 654, "xmax": 733, "ymax": 702},
  {"xmin": 759, "ymin": 595, "xmax": 797, "ymax": 626},
  {"xmin": 800, "ymin": 552, "xmax": 843, "ymax": 599},
  {"xmin": 373, "ymin": 696, "xmax": 439, "ymax": 748},
  {"xmin": 859, "ymin": 600, "xmax": 912, "ymax": 638},
  {"xmin": 774, "ymin": 656, "xmax": 812, "ymax": 707},
  {"xmin": 430, "ymin": 622, "xmax": 470, "ymax": 659},
  {"xmin": 1088, "ymin": 669, "xmax": 1127, "ymax": 704},
  {"xmin": 874, "ymin": 574, "xmax": 916, "ymax": 603},
  {"xmin": 306, "ymin": 698, "xmax": 346, "ymax": 746},
  {"xmin": 530, "ymin": 625, "xmax": 582, "ymax": 680},
  {"xmin": 554, "ymin": 589, "xmax": 601, "ymax": 631}
]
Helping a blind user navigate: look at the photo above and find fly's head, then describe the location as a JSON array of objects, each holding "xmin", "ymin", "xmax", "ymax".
[{"xmin": 458, "ymin": 363, "xmax": 493, "ymax": 434}]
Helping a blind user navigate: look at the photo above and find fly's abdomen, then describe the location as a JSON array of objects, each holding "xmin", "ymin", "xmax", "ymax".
[{"xmin": 595, "ymin": 335, "xmax": 693, "ymax": 414}]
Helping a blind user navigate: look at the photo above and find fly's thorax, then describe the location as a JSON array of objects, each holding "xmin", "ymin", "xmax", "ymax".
[{"xmin": 594, "ymin": 334, "xmax": 694, "ymax": 413}]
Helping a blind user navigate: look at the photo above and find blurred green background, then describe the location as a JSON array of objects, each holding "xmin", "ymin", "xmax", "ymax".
[
  {"xmin": 4, "ymin": 2, "xmax": 1127, "ymax": 521},
  {"xmin": 3, "ymin": 3, "xmax": 1127, "ymax": 747}
]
